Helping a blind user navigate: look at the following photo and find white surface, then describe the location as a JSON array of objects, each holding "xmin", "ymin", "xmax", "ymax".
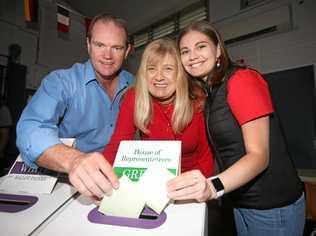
[
  {"xmin": 297, "ymin": 169, "xmax": 316, "ymax": 183},
  {"xmin": 0, "ymin": 139, "xmax": 75, "ymax": 195},
  {"xmin": 33, "ymin": 195, "xmax": 207, "ymax": 236},
  {"xmin": 0, "ymin": 182, "xmax": 77, "ymax": 236},
  {"xmin": 114, "ymin": 140, "xmax": 181, "ymax": 171},
  {"xmin": 0, "ymin": 155, "xmax": 58, "ymax": 194},
  {"xmin": 0, "ymin": 173, "xmax": 57, "ymax": 195}
]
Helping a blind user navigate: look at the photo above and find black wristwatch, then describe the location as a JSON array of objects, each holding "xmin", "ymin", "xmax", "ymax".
[{"xmin": 209, "ymin": 176, "xmax": 225, "ymax": 199}]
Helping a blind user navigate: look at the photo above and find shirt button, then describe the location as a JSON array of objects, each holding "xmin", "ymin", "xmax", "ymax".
[{"xmin": 110, "ymin": 124, "xmax": 113, "ymax": 127}]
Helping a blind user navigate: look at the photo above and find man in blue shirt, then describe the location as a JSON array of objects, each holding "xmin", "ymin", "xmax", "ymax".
[{"xmin": 16, "ymin": 13, "xmax": 134, "ymax": 199}]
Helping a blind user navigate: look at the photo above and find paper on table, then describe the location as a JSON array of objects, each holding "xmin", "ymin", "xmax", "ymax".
[
  {"xmin": 98, "ymin": 175, "xmax": 146, "ymax": 218},
  {"xmin": 0, "ymin": 138, "xmax": 75, "ymax": 195}
]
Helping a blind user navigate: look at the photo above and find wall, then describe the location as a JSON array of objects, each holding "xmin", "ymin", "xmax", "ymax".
[
  {"xmin": 125, "ymin": 48, "xmax": 144, "ymax": 75},
  {"xmin": 129, "ymin": 0, "xmax": 316, "ymax": 75},
  {"xmin": 209, "ymin": 0, "xmax": 316, "ymax": 73},
  {"xmin": 1, "ymin": 0, "xmax": 315, "ymax": 87},
  {"xmin": 0, "ymin": 0, "xmax": 88, "ymax": 89}
]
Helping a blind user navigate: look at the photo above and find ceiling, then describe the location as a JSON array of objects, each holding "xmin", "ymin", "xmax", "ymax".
[{"xmin": 65, "ymin": 0, "xmax": 200, "ymax": 34}]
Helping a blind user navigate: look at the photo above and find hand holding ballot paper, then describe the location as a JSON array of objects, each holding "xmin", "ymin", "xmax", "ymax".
[{"xmin": 99, "ymin": 141, "xmax": 181, "ymax": 218}]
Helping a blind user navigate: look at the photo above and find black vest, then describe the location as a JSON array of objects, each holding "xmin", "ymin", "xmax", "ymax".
[{"xmin": 204, "ymin": 68, "xmax": 302, "ymax": 209}]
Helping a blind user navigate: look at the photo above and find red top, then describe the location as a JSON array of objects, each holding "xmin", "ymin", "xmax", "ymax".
[
  {"xmin": 227, "ymin": 69, "xmax": 274, "ymax": 125},
  {"xmin": 102, "ymin": 88, "xmax": 214, "ymax": 177}
]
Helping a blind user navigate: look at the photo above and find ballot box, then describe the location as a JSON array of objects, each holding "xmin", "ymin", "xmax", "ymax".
[
  {"xmin": 33, "ymin": 194, "xmax": 207, "ymax": 236},
  {"xmin": 0, "ymin": 182, "xmax": 76, "ymax": 236}
]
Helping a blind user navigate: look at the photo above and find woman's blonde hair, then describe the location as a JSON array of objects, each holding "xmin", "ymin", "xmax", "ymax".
[{"xmin": 135, "ymin": 38, "xmax": 193, "ymax": 134}]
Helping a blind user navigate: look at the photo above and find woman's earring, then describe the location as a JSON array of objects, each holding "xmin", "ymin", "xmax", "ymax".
[{"xmin": 216, "ymin": 58, "xmax": 220, "ymax": 68}]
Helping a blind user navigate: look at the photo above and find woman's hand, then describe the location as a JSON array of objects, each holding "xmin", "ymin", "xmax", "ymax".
[{"xmin": 167, "ymin": 170, "xmax": 216, "ymax": 202}]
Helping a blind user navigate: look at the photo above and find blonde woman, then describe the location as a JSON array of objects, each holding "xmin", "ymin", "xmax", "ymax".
[{"xmin": 102, "ymin": 38, "xmax": 214, "ymax": 179}]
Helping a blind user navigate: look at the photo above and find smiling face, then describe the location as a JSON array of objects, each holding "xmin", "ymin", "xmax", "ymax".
[
  {"xmin": 146, "ymin": 53, "xmax": 177, "ymax": 104},
  {"xmin": 179, "ymin": 30, "xmax": 221, "ymax": 81},
  {"xmin": 87, "ymin": 20, "xmax": 130, "ymax": 81}
]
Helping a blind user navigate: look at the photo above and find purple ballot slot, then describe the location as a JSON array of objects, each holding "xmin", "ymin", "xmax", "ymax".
[
  {"xmin": 88, "ymin": 207, "xmax": 167, "ymax": 229},
  {"xmin": 0, "ymin": 193, "xmax": 38, "ymax": 213}
]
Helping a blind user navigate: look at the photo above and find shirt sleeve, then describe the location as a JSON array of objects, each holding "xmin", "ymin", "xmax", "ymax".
[
  {"xmin": 16, "ymin": 72, "xmax": 68, "ymax": 168},
  {"xmin": 102, "ymin": 88, "xmax": 137, "ymax": 165},
  {"xmin": 227, "ymin": 69, "xmax": 274, "ymax": 125}
]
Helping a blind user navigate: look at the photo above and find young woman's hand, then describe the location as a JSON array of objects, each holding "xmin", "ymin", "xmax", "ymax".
[{"xmin": 167, "ymin": 170, "xmax": 216, "ymax": 202}]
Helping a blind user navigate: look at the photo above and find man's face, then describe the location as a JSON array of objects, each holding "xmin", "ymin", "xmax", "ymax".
[{"xmin": 87, "ymin": 21, "xmax": 130, "ymax": 81}]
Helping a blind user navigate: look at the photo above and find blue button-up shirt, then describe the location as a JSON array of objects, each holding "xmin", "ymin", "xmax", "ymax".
[{"xmin": 16, "ymin": 60, "xmax": 134, "ymax": 168}]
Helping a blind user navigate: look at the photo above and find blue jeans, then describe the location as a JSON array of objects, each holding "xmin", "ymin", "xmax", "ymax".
[{"xmin": 233, "ymin": 193, "xmax": 305, "ymax": 236}]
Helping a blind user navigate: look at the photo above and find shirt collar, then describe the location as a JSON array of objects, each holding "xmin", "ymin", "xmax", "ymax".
[
  {"xmin": 84, "ymin": 60, "xmax": 97, "ymax": 84},
  {"xmin": 83, "ymin": 60, "xmax": 132, "ymax": 89}
]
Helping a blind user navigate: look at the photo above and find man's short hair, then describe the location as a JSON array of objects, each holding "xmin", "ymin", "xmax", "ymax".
[{"xmin": 87, "ymin": 13, "xmax": 129, "ymax": 45}]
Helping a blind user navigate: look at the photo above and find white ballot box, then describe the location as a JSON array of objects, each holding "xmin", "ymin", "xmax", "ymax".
[
  {"xmin": 0, "ymin": 182, "xmax": 77, "ymax": 236},
  {"xmin": 0, "ymin": 138, "xmax": 77, "ymax": 236},
  {"xmin": 33, "ymin": 194, "xmax": 207, "ymax": 236},
  {"xmin": 0, "ymin": 139, "xmax": 75, "ymax": 195}
]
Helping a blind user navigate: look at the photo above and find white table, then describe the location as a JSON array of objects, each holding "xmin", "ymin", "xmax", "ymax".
[
  {"xmin": 0, "ymin": 182, "xmax": 77, "ymax": 236},
  {"xmin": 33, "ymin": 194, "xmax": 207, "ymax": 236}
]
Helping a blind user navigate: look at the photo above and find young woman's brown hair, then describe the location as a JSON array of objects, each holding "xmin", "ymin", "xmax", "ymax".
[{"xmin": 178, "ymin": 20, "xmax": 237, "ymax": 85}]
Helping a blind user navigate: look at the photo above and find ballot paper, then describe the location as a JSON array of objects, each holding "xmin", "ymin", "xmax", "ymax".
[
  {"xmin": 139, "ymin": 166, "xmax": 176, "ymax": 214},
  {"xmin": 98, "ymin": 140, "xmax": 181, "ymax": 218},
  {"xmin": 0, "ymin": 138, "xmax": 75, "ymax": 194},
  {"xmin": 98, "ymin": 175, "xmax": 146, "ymax": 218}
]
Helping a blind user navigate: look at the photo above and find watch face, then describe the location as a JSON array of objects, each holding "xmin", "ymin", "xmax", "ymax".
[{"xmin": 211, "ymin": 177, "xmax": 224, "ymax": 192}]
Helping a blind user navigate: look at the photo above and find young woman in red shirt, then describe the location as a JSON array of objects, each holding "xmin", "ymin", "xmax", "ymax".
[{"xmin": 167, "ymin": 21, "xmax": 305, "ymax": 236}]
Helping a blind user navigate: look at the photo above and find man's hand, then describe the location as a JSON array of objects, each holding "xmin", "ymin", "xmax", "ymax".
[
  {"xmin": 167, "ymin": 170, "xmax": 215, "ymax": 202},
  {"xmin": 68, "ymin": 152, "xmax": 119, "ymax": 199}
]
